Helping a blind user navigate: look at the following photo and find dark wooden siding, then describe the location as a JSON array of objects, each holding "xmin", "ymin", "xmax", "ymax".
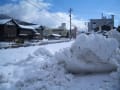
[
  {"xmin": 0, "ymin": 24, "xmax": 17, "ymax": 41},
  {"xmin": 0, "ymin": 25, "xmax": 5, "ymax": 40},
  {"xmin": 4, "ymin": 25, "xmax": 17, "ymax": 38},
  {"xmin": 19, "ymin": 29, "xmax": 35, "ymax": 39},
  {"xmin": 19, "ymin": 29, "xmax": 33, "ymax": 35}
]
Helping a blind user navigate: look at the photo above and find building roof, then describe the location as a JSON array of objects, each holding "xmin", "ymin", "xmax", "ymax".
[
  {"xmin": 0, "ymin": 14, "xmax": 36, "ymax": 25},
  {"xmin": 30, "ymin": 24, "xmax": 40, "ymax": 29},
  {"xmin": 91, "ymin": 19, "xmax": 112, "ymax": 21},
  {"xmin": 15, "ymin": 19, "xmax": 36, "ymax": 25},
  {"xmin": 18, "ymin": 24, "xmax": 39, "ymax": 33},
  {"xmin": 0, "ymin": 18, "xmax": 40, "ymax": 34},
  {"xmin": 0, "ymin": 19, "xmax": 12, "ymax": 24},
  {"xmin": 19, "ymin": 24, "xmax": 35, "ymax": 29}
]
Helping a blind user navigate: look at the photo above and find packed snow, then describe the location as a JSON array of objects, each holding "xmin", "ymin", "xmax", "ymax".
[
  {"xmin": 55, "ymin": 34, "xmax": 119, "ymax": 73},
  {"xmin": 0, "ymin": 42, "xmax": 74, "ymax": 90},
  {"xmin": 106, "ymin": 29, "xmax": 120, "ymax": 46},
  {"xmin": 0, "ymin": 32, "xmax": 120, "ymax": 90},
  {"xmin": 0, "ymin": 42, "xmax": 72, "ymax": 65}
]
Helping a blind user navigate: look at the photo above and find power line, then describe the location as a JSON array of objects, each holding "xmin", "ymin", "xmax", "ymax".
[
  {"xmin": 25, "ymin": 0, "xmax": 42, "ymax": 10},
  {"xmin": 25, "ymin": 0, "xmax": 67, "ymax": 21},
  {"xmin": 25, "ymin": 0, "xmax": 76, "ymax": 28}
]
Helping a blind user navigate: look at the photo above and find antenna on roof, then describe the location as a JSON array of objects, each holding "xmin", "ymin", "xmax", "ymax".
[
  {"xmin": 101, "ymin": 13, "xmax": 104, "ymax": 19},
  {"xmin": 101, "ymin": 13, "xmax": 107, "ymax": 19}
]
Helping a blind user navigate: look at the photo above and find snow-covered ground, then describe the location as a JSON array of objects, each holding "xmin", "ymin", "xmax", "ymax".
[
  {"xmin": 0, "ymin": 41, "xmax": 72, "ymax": 65},
  {"xmin": 0, "ymin": 39, "xmax": 70, "ymax": 49},
  {"xmin": 0, "ymin": 33, "xmax": 120, "ymax": 90},
  {"xmin": 0, "ymin": 41, "xmax": 74, "ymax": 90}
]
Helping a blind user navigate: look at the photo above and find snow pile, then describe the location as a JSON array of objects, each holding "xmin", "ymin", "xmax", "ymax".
[
  {"xmin": 55, "ymin": 34, "xmax": 120, "ymax": 73},
  {"xmin": 0, "ymin": 39, "xmax": 120, "ymax": 90},
  {"xmin": 33, "ymin": 47, "xmax": 52, "ymax": 57},
  {"xmin": 0, "ymin": 48, "xmax": 73, "ymax": 90},
  {"xmin": 106, "ymin": 30, "xmax": 120, "ymax": 46}
]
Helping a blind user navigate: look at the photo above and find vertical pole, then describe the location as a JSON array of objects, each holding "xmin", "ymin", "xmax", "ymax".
[{"xmin": 69, "ymin": 8, "xmax": 72, "ymax": 39}]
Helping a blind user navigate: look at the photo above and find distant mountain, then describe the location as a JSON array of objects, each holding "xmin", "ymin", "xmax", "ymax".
[{"xmin": 0, "ymin": 14, "xmax": 36, "ymax": 25}]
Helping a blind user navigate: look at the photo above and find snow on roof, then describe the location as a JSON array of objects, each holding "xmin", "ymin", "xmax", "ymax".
[
  {"xmin": 51, "ymin": 34, "xmax": 61, "ymax": 37},
  {"xmin": 19, "ymin": 24, "xmax": 40, "ymax": 29},
  {"xmin": 0, "ymin": 19, "xmax": 11, "ymax": 24},
  {"xmin": 19, "ymin": 24, "xmax": 35, "ymax": 29},
  {"xmin": 31, "ymin": 24, "xmax": 40, "ymax": 29},
  {"xmin": 19, "ymin": 34, "xmax": 29, "ymax": 36},
  {"xmin": 19, "ymin": 24, "xmax": 39, "ymax": 33}
]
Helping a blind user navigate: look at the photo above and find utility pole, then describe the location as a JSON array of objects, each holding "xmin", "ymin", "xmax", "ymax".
[{"xmin": 69, "ymin": 8, "xmax": 72, "ymax": 39}]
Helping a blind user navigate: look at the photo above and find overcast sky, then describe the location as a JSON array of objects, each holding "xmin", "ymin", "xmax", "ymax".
[{"xmin": 0, "ymin": 0, "xmax": 120, "ymax": 30}]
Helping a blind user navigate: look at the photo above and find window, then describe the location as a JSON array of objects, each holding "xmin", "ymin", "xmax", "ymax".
[{"xmin": 93, "ymin": 22, "xmax": 96, "ymax": 24}]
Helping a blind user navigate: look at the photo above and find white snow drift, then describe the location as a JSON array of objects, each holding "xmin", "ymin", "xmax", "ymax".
[
  {"xmin": 55, "ymin": 34, "xmax": 120, "ymax": 73},
  {"xmin": 106, "ymin": 29, "xmax": 120, "ymax": 46},
  {"xmin": 0, "ymin": 48, "xmax": 73, "ymax": 90},
  {"xmin": 0, "ymin": 32, "xmax": 120, "ymax": 90}
]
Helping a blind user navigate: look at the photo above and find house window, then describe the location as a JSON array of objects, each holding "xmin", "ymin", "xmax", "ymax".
[
  {"xmin": 93, "ymin": 22, "xmax": 96, "ymax": 24},
  {"xmin": 101, "ymin": 25, "xmax": 111, "ymax": 31}
]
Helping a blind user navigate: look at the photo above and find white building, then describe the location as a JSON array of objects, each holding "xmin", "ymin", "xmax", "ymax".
[
  {"xmin": 59, "ymin": 23, "xmax": 66, "ymax": 30},
  {"xmin": 88, "ymin": 15, "xmax": 114, "ymax": 32}
]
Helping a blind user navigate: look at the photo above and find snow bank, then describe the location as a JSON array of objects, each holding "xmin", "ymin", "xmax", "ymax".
[
  {"xmin": 0, "ymin": 48, "xmax": 73, "ymax": 90},
  {"xmin": 106, "ymin": 30, "xmax": 120, "ymax": 46},
  {"xmin": 0, "ymin": 39, "xmax": 119, "ymax": 90},
  {"xmin": 55, "ymin": 34, "xmax": 120, "ymax": 74},
  {"xmin": 33, "ymin": 47, "xmax": 52, "ymax": 57}
]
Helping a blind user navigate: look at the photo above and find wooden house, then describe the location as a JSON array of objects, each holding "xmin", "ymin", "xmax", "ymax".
[
  {"xmin": 18, "ymin": 24, "xmax": 40, "ymax": 40},
  {"xmin": 35, "ymin": 26, "xmax": 45, "ymax": 40},
  {"xmin": 0, "ymin": 18, "xmax": 41, "ymax": 41},
  {"xmin": 0, "ymin": 19, "xmax": 18, "ymax": 41}
]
